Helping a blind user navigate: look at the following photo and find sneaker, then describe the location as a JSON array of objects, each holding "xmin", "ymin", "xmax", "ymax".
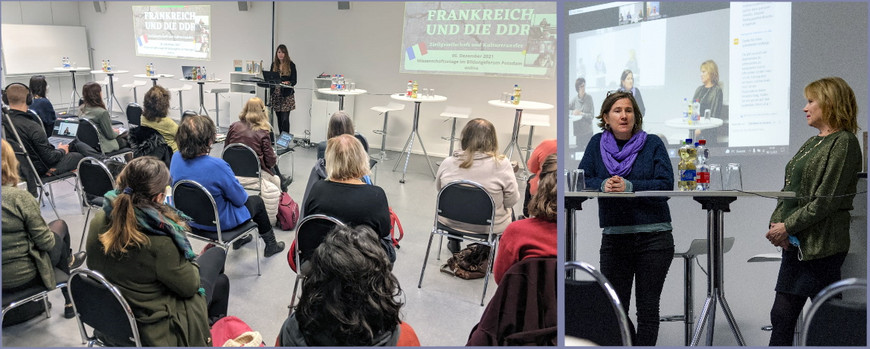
[
  {"xmin": 264, "ymin": 241, "xmax": 286, "ymax": 258},
  {"xmin": 64, "ymin": 304, "xmax": 75, "ymax": 319},
  {"xmin": 447, "ymin": 240, "xmax": 461, "ymax": 254},
  {"xmin": 232, "ymin": 235, "xmax": 254, "ymax": 250},
  {"xmin": 68, "ymin": 251, "xmax": 87, "ymax": 270}
]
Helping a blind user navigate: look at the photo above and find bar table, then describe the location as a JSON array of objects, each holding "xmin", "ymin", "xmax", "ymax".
[
  {"xmin": 389, "ymin": 93, "xmax": 446, "ymax": 183},
  {"xmin": 316, "ymin": 88, "xmax": 366, "ymax": 110},
  {"xmin": 487, "ymin": 99, "xmax": 553, "ymax": 171},
  {"xmin": 53, "ymin": 66, "xmax": 90, "ymax": 115},
  {"xmin": 134, "ymin": 73, "xmax": 175, "ymax": 87},
  {"xmin": 90, "ymin": 69, "xmax": 129, "ymax": 116}
]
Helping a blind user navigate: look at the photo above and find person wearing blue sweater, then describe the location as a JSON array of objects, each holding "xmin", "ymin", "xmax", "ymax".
[
  {"xmin": 170, "ymin": 114, "xmax": 285, "ymax": 257},
  {"xmin": 578, "ymin": 91, "xmax": 674, "ymax": 346}
]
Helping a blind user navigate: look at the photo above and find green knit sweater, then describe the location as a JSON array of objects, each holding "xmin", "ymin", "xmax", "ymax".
[
  {"xmin": 1, "ymin": 185, "xmax": 57, "ymax": 289},
  {"xmin": 769, "ymin": 130, "xmax": 862, "ymax": 260}
]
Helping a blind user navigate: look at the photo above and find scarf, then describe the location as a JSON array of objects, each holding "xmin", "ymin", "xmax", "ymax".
[
  {"xmin": 599, "ymin": 130, "xmax": 647, "ymax": 177},
  {"xmin": 103, "ymin": 189, "xmax": 205, "ymax": 296}
]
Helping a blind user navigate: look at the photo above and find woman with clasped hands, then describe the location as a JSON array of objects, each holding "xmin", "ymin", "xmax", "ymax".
[
  {"xmin": 578, "ymin": 91, "xmax": 674, "ymax": 346},
  {"xmin": 765, "ymin": 77, "xmax": 862, "ymax": 346}
]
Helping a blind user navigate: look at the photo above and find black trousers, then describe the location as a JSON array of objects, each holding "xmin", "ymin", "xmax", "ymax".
[
  {"xmin": 243, "ymin": 196, "xmax": 275, "ymax": 242},
  {"xmin": 196, "ymin": 247, "xmax": 229, "ymax": 319},
  {"xmin": 276, "ymin": 111, "xmax": 290, "ymax": 134}
]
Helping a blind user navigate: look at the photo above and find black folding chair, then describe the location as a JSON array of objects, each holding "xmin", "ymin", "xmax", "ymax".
[
  {"xmin": 418, "ymin": 180, "xmax": 499, "ymax": 306},
  {"xmin": 565, "ymin": 261, "xmax": 633, "ymax": 346},
  {"xmin": 2, "ymin": 268, "xmax": 69, "ymax": 324},
  {"xmin": 800, "ymin": 278, "xmax": 867, "ymax": 346},
  {"xmin": 221, "ymin": 143, "xmax": 263, "ymax": 195},
  {"xmin": 77, "ymin": 118, "xmax": 133, "ymax": 159},
  {"xmin": 68, "ymin": 268, "xmax": 141, "ymax": 347},
  {"xmin": 125, "ymin": 103, "xmax": 142, "ymax": 127},
  {"xmin": 289, "ymin": 214, "xmax": 346, "ymax": 310},
  {"xmin": 75, "ymin": 157, "xmax": 116, "ymax": 251},
  {"xmin": 172, "ymin": 179, "xmax": 261, "ymax": 276}
]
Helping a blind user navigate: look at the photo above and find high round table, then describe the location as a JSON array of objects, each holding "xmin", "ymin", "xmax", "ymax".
[
  {"xmin": 134, "ymin": 73, "xmax": 175, "ymax": 87},
  {"xmin": 389, "ymin": 93, "xmax": 447, "ymax": 183},
  {"xmin": 316, "ymin": 88, "xmax": 367, "ymax": 110},
  {"xmin": 665, "ymin": 117, "xmax": 724, "ymax": 141},
  {"xmin": 487, "ymin": 99, "xmax": 554, "ymax": 171},
  {"xmin": 179, "ymin": 78, "xmax": 222, "ymax": 117},
  {"xmin": 90, "ymin": 69, "xmax": 129, "ymax": 116},
  {"xmin": 53, "ymin": 66, "xmax": 91, "ymax": 115}
]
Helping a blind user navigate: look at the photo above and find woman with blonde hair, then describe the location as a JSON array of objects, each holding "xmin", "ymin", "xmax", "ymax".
[
  {"xmin": 435, "ymin": 118, "xmax": 519, "ymax": 253},
  {"xmin": 2, "ymin": 139, "xmax": 85, "ymax": 321},
  {"xmin": 225, "ymin": 97, "xmax": 283, "ymax": 224},
  {"xmin": 692, "ymin": 60, "xmax": 725, "ymax": 141},
  {"xmin": 86, "ymin": 156, "xmax": 230, "ymax": 346},
  {"xmin": 301, "ymin": 134, "xmax": 395, "ymax": 263},
  {"xmin": 270, "ymin": 44, "xmax": 297, "ymax": 134}
]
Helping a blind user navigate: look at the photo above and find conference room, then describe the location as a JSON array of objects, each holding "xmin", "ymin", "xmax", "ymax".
[{"xmin": 1, "ymin": 1, "xmax": 557, "ymax": 346}]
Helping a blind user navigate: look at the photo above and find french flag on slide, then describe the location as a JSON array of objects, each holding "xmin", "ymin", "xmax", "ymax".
[
  {"xmin": 137, "ymin": 34, "xmax": 148, "ymax": 46},
  {"xmin": 406, "ymin": 42, "xmax": 428, "ymax": 60}
]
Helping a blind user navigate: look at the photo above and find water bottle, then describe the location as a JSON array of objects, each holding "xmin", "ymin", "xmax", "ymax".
[
  {"xmin": 202, "ymin": 66, "xmax": 207, "ymax": 80},
  {"xmin": 678, "ymin": 138, "xmax": 697, "ymax": 191},
  {"xmin": 513, "ymin": 84, "xmax": 522, "ymax": 105},
  {"xmin": 693, "ymin": 99, "xmax": 701, "ymax": 121},
  {"xmin": 331, "ymin": 75, "xmax": 338, "ymax": 90},
  {"xmin": 63, "ymin": 57, "xmax": 70, "ymax": 68},
  {"xmin": 411, "ymin": 80, "xmax": 418, "ymax": 98},
  {"xmin": 101, "ymin": 60, "xmax": 107, "ymax": 72},
  {"xmin": 406, "ymin": 81, "xmax": 413, "ymax": 97},
  {"xmin": 149, "ymin": 63, "xmax": 155, "ymax": 76},
  {"xmin": 339, "ymin": 75, "xmax": 345, "ymax": 90},
  {"xmin": 106, "ymin": 60, "xmax": 112, "ymax": 72},
  {"xmin": 695, "ymin": 139, "xmax": 710, "ymax": 191}
]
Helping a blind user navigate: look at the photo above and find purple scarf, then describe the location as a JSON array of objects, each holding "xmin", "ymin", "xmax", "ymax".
[{"xmin": 600, "ymin": 130, "xmax": 647, "ymax": 177}]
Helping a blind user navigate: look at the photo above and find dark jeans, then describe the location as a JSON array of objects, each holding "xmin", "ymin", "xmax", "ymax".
[
  {"xmin": 599, "ymin": 230, "xmax": 674, "ymax": 346},
  {"xmin": 243, "ymin": 196, "xmax": 276, "ymax": 243},
  {"xmin": 196, "ymin": 247, "xmax": 229, "ymax": 319},
  {"xmin": 276, "ymin": 111, "xmax": 290, "ymax": 134}
]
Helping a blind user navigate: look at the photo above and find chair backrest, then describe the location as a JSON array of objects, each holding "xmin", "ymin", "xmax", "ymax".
[
  {"xmin": 564, "ymin": 261, "xmax": 632, "ymax": 346},
  {"xmin": 800, "ymin": 278, "xmax": 867, "ymax": 346},
  {"xmin": 295, "ymin": 214, "xmax": 346, "ymax": 265},
  {"xmin": 76, "ymin": 157, "xmax": 115, "ymax": 201},
  {"xmin": 181, "ymin": 110, "xmax": 198, "ymax": 121},
  {"xmin": 76, "ymin": 118, "xmax": 101, "ymax": 150},
  {"xmin": 68, "ymin": 268, "xmax": 141, "ymax": 347},
  {"xmin": 125, "ymin": 103, "xmax": 142, "ymax": 126},
  {"xmin": 222, "ymin": 143, "xmax": 261, "ymax": 178},
  {"xmin": 172, "ymin": 179, "xmax": 222, "ymax": 234},
  {"xmin": 436, "ymin": 180, "xmax": 495, "ymax": 227}
]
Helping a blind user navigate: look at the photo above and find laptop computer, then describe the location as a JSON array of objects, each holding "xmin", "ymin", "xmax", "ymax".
[
  {"xmin": 262, "ymin": 70, "xmax": 282, "ymax": 84},
  {"xmin": 48, "ymin": 119, "xmax": 79, "ymax": 147},
  {"xmin": 275, "ymin": 132, "xmax": 294, "ymax": 155},
  {"xmin": 181, "ymin": 65, "xmax": 197, "ymax": 80}
]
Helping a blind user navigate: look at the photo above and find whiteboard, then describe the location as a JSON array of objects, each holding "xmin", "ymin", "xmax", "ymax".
[{"xmin": 1, "ymin": 24, "xmax": 89, "ymax": 75}]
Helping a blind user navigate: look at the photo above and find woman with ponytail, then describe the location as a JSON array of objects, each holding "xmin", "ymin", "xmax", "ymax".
[
  {"xmin": 85, "ymin": 157, "xmax": 230, "ymax": 346},
  {"xmin": 492, "ymin": 154, "xmax": 557, "ymax": 285}
]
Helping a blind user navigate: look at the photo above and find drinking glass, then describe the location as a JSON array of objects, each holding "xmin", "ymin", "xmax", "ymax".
[
  {"xmin": 429, "ymin": 88, "xmax": 435, "ymax": 98},
  {"xmin": 724, "ymin": 163, "xmax": 743, "ymax": 190},
  {"xmin": 349, "ymin": 82, "xmax": 356, "ymax": 91},
  {"xmin": 502, "ymin": 92, "xmax": 510, "ymax": 103},
  {"xmin": 708, "ymin": 164, "xmax": 723, "ymax": 190},
  {"xmin": 574, "ymin": 169, "xmax": 585, "ymax": 191},
  {"xmin": 422, "ymin": 88, "xmax": 429, "ymax": 98}
]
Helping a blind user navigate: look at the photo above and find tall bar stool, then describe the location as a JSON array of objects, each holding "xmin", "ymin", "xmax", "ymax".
[
  {"xmin": 121, "ymin": 80, "xmax": 147, "ymax": 104},
  {"xmin": 168, "ymin": 84, "xmax": 193, "ymax": 118},
  {"xmin": 439, "ymin": 106, "xmax": 471, "ymax": 157},
  {"xmin": 206, "ymin": 87, "xmax": 230, "ymax": 131},
  {"xmin": 519, "ymin": 113, "xmax": 550, "ymax": 175},
  {"xmin": 747, "ymin": 252, "xmax": 802, "ymax": 344},
  {"xmin": 369, "ymin": 102, "xmax": 405, "ymax": 161},
  {"xmin": 660, "ymin": 237, "xmax": 735, "ymax": 345}
]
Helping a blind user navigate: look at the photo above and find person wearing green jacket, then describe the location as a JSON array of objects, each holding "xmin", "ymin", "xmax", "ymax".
[
  {"xmin": 765, "ymin": 77, "xmax": 863, "ymax": 346},
  {"xmin": 79, "ymin": 82, "xmax": 129, "ymax": 153}
]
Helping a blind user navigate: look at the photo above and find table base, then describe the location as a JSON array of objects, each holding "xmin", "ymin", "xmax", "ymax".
[
  {"xmin": 392, "ymin": 102, "xmax": 436, "ymax": 183},
  {"xmin": 65, "ymin": 71, "xmax": 82, "ymax": 115},
  {"xmin": 503, "ymin": 109, "xmax": 528, "ymax": 172}
]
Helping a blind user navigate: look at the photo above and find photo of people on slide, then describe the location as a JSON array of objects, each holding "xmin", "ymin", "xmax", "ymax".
[{"xmin": 525, "ymin": 15, "xmax": 556, "ymax": 69}]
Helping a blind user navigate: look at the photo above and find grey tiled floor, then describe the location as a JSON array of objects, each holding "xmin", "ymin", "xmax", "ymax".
[{"xmin": 2, "ymin": 142, "xmax": 525, "ymax": 347}]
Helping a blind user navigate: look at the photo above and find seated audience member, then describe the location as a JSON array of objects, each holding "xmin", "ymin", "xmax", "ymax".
[
  {"xmin": 278, "ymin": 225, "xmax": 419, "ymax": 346},
  {"xmin": 301, "ymin": 134, "xmax": 394, "ymax": 263},
  {"xmin": 3, "ymin": 82, "xmax": 100, "ymax": 178},
  {"xmin": 79, "ymin": 82, "xmax": 130, "ymax": 153},
  {"xmin": 139, "ymin": 85, "xmax": 179, "ymax": 152},
  {"xmin": 225, "ymin": 97, "xmax": 282, "ymax": 224},
  {"xmin": 435, "ymin": 118, "xmax": 519, "ymax": 253},
  {"xmin": 523, "ymin": 138, "xmax": 557, "ymax": 217},
  {"xmin": 303, "ymin": 111, "xmax": 371, "ymax": 212},
  {"xmin": 28, "ymin": 75, "xmax": 57, "ymax": 136},
  {"xmin": 494, "ymin": 154, "xmax": 558, "ymax": 284},
  {"xmin": 2, "ymin": 139, "xmax": 85, "ymax": 322},
  {"xmin": 86, "ymin": 157, "xmax": 229, "ymax": 346},
  {"xmin": 169, "ymin": 115, "xmax": 285, "ymax": 257}
]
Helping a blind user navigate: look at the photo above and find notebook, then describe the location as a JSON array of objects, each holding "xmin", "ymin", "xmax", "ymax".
[{"xmin": 48, "ymin": 119, "xmax": 79, "ymax": 147}]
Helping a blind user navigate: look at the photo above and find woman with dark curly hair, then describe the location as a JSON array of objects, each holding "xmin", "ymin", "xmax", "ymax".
[
  {"xmin": 140, "ymin": 85, "xmax": 179, "ymax": 152},
  {"xmin": 277, "ymin": 225, "xmax": 419, "ymax": 346}
]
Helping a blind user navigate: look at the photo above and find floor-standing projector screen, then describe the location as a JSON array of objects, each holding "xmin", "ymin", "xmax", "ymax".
[
  {"xmin": 132, "ymin": 5, "xmax": 211, "ymax": 60},
  {"xmin": 401, "ymin": 1, "xmax": 557, "ymax": 78}
]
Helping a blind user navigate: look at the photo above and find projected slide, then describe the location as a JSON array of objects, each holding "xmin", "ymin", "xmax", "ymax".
[
  {"xmin": 132, "ymin": 5, "xmax": 211, "ymax": 60},
  {"xmin": 401, "ymin": 2, "xmax": 556, "ymax": 78},
  {"xmin": 567, "ymin": 2, "xmax": 791, "ymax": 154}
]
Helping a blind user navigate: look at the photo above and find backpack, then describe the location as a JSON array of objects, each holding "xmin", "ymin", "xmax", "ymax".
[
  {"xmin": 276, "ymin": 192, "xmax": 300, "ymax": 230},
  {"xmin": 440, "ymin": 243, "xmax": 492, "ymax": 280},
  {"xmin": 389, "ymin": 207, "xmax": 404, "ymax": 248}
]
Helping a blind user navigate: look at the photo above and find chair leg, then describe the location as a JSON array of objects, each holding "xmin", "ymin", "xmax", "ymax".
[
  {"xmin": 254, "ymin": 232, "xmax": 261, "ymax": 276},
  {"xmin": 44, "ymin": 183, "xmax": 61, "ymax": 220},
  {"xmin": 418, "ymin": 232, "xmax": 436, "ymax": 288},
  {"xmin": 79, "ymin": 209, "xmax": 93, "ymax": 252},
  {"xmin": 42, "ymin": 294, "xmax": 51, "ymax": 319},
  {"xmin": 447, "ymin": 118, "xmax": 458, "ymax": 156},
  {"xmin": 480, "ymin": 238, "xmax": 499, "ymax": 306},
  {"xmin": 290, "ymin": 274, "xmax": 301, "ymax": 310},
  {"xmin": 436, "ymin": 234, "xmax": 444, "ymax": 261}
]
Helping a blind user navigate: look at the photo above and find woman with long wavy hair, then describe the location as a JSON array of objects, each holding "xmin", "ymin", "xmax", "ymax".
[
  {"xmin": 270, "ymin": 44, "xmax": 297, "ymax": 134},
  {"xmin": 79, "ymin": 82, "xmax": 130, "ymax": 153}
]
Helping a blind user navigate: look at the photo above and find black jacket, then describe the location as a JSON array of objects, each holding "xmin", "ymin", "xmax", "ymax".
[
  {"xmin": 128, "ymin": 125, "xmax": 172, "ymax": 168},
  {"xmin": 5, "ymin": 109, "xmax": 65, "ymax": 174}
]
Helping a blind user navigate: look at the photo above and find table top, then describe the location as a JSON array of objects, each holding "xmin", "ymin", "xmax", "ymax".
[
  {"xmin": 488, "ymin": 99, "xmax": 554, "ymax": 110},
  {"xmin": 53, "ymin": 67, "xmax": 91, "ymax": 72},
  {"xmin": 665, "ymin": 117, "xmax": 724, "ymax": 130},
  {"xmin": 317, "ymin": 88, "xmax": 367, "ymax": 96},
  {"xmin": 179, "ymin": 78, "xmax": 222, "ymax": 83},
  {"xmin": 134, "ymin": 73, "xmax": 175, "ymax": 79},
  {"xmin": 90, "ymin": 70, "xmax": 129, "ymax": 74},
  {"xmin": 391, "ymin": 93, "xmax": 447, "ymax": 103},
  {"xmin": 566, "ymin": 190, "xmax": 795, "ymax": 198}
]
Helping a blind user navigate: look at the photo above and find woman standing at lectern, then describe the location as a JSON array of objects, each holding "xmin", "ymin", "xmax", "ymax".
[
  {"xmin": 765, "ymin": 77, "xmax": 862, "ymax": 346},
  {"xmin": 270, "ymin": 44, "xmax": 297, "ymax": 134}
]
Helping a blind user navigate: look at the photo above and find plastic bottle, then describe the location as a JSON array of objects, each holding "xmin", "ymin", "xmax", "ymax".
[
  {"xmin": 150, "ymin": 63, "xmax": 155, "ymax": 76},
  {"xmin": 695, "ymin": 139, "xmax": 710, "ymax": 191},
  {"xmin": 412, "ymin": 80, "xmax": 418, "ymax": 98},
  {"xmin": 687, "ymin": 98, "xmax": 694, "ymax": 124},
  {"xmin": 406, "ymin": 80, "xmax": 413, "ymax": 97},
  {"xmin": 678, "ymin": 138, "xmax": 697, "ymax": 191},
  {"xmin": 338, "ymin": 75, "xmax": 345, "ymax": 90},
  {"xmin": 63, "ymin": 57, "xmax": 70, "ymax": 68},
  {"xmin": 101, "ymin": 60, "xmax": 107, "ymax": 72},
  {"xmin": 513, "ymin": 84, "xmax": 522, "ymax": 105},
  {"xmin": 202, "ymin": 66, "xmax": 208, "ymax": 80},
  {"xmin": 331, "ymin": 75, "xmax": 338, "ymax": 90},
  {"xmin": 106, "ymin": 60, "xmax": 112, "ymax": 72},
  {"xmin": 693, "ymin": 99, "xmax": 701, "ymax": 121}
]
